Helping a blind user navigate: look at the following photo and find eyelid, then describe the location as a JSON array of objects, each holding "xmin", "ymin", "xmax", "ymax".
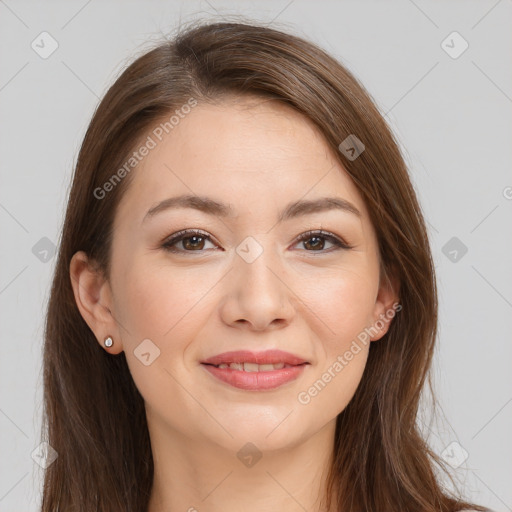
[
  {"xmin": 161, "ymin": 228, "xmax": 353, "ymax": 253},
  {"xmin": 294, "ymin": 229, "xmax": 353, "ymax": 250},
  {"xmin": 162, "ymin": 229, "xmax": 219, "ymax": 252}
]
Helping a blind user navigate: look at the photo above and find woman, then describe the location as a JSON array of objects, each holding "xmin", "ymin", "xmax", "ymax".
[{"xmin": 40, "ymin": 19, "xmax": 490, "ymax": 512}]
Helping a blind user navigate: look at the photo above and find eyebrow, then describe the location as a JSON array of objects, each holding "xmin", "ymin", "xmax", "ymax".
[{"xmin": 143, "ymin": 194, "xmax": 362, "ymax": 224}]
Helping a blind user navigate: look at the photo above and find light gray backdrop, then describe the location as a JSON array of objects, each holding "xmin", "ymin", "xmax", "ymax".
[{"xmin": 0, "ymin": 1, "xmax": 511, "ymax": 511}]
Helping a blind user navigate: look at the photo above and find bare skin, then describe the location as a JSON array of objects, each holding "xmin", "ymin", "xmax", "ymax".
[{"xmin": 70, "ymin": 95, "xmax": 399, "ymax": 512}]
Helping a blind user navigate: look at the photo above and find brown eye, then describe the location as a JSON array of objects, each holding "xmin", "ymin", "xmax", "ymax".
[
  {"xmin": 294, "ymin": 231, "xmax": 352, "ymax": 253},
  {"xmin": 162, "ymin": 230, "xmax": 216, "ymax": 253},
  {"xmin": 161, "ymin": 229, "xmax": 352, "ymax": 255},
  {"xmin": 302, "ymin": 236, "xmax": 326, "ymax": 251},
  {"xmin": 181, "ymin": 235, "xmax": 206, "ymax": 250}
]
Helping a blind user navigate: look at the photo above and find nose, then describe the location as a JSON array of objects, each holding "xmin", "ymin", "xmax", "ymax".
[{"xmin": 219, "ymin": 243, "xmax": 296, "ymax": 331}]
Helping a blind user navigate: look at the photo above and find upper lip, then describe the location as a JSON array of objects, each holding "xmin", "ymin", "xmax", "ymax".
[{"xmin": 201, "ymin": 350, "xmax": 309, "ymax": 366}]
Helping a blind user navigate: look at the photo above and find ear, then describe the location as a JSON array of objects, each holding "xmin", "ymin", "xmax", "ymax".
[
  {"xmin": 69, "ymin": 251, "xmax": 124, "ymax": 354},
  {"xmin": 369, "ymin": 266, "xmax": 400, "ymax": 342}
]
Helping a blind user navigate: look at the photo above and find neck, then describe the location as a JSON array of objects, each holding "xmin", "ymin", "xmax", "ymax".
[{"xmin": 146, "ymin": 416, "xmax": 337, "ymax": 512}]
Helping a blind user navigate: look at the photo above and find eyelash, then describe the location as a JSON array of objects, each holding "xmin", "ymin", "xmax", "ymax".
[{"xmin": 161, "ymin": 229, "xmax": 353, "ymax": 255}]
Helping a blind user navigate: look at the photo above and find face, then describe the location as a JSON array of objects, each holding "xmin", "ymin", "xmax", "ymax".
[{"xmin": 73, "ymin": 95, "xmax": 397, "ymax": 452}]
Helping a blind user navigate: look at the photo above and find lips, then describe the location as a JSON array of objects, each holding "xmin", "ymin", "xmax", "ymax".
[
  {"xmin": 201, "ymin": 349, "xmax": 308, "ymax": 367},
  {"xmin": 200, "ymin": 350, "xmax": 310, "ymax": 390}
]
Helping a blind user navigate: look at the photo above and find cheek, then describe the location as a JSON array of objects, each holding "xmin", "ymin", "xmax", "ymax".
[
  {"xmin": 297, "ymin": 345, "xmax": 369, "ymax": 429},
  {"xmin": 293, "ymin": 269, "xmax": 376, "ymax": 418},
  {"xmin": 112, "ymin": 261, "xmax": 215, "ymax": 344},
  {"xmin": 302, "ymin": 265, "xmax": 378, "ymax": 347},
  {"xmin": 111, "ymin": 263, "xmax": 209, "ymax": 408}
]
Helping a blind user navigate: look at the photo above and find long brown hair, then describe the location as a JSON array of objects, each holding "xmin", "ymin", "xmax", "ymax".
[{"xmin": 40, "ymin": 19, "xmax": 489, "ymax": 512}]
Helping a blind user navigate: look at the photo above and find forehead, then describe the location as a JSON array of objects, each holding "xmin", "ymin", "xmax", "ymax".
[{"xmin": 115, "ymin": 96, "xmax": 370, "ymax": 226}]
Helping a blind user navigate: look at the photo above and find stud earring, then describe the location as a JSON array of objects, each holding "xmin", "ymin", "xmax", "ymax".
[{"xmin": 104, "ymin": 336, "xmax": 113, "ymax": 348}]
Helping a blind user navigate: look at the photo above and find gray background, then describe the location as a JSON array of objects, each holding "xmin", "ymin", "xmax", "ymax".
[{"xmin": 0, "ymin": 1, "xmax": 511, "ymax": 511}]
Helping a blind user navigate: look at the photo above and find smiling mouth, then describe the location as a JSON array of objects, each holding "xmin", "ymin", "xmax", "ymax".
[
  {"xmin": 202, "ymin": 362, "xmax": 308, "ymax": 372},
  {"xmin": 201, "ymin": 360, "xmax": 309, "ymax": 391}
]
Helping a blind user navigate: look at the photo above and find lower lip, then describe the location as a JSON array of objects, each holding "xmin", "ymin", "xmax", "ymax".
[{"xmin": 201, "ymin": 363, "xmax": 308, "ymax": 390}]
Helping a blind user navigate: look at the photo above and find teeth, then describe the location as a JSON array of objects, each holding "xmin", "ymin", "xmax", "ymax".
[
  {"xmin": 216, "ymin": 362, "xmax": 288, "ymax": 372},
  {"xmin": 244, "ymin": 362, "xmax": 259, "ymax": 372},
  {"xmin": 259, "ymin": 363, "xmax": 282, "ymax": 371}
]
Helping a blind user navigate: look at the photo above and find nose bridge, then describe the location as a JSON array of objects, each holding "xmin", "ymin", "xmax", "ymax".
[
  {"xmin": 234, "ymin": 234, "xmax": 284, "ymax": 295},
  {"xmin": 221, "ymin": 234, "xmax": 293, "ymax": 329}
]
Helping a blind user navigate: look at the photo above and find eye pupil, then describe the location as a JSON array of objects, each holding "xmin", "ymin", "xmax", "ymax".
[
  {"xmin": 163, "ymin": 230, "xmax": 347, "ymax": 255},
  {"xmin": 304, "ymin": 236, "xmax": 324, "ymax": 251},
  {"xmin": 183, "ymin": 236, "xmax": 205, "ymax": 250}
]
